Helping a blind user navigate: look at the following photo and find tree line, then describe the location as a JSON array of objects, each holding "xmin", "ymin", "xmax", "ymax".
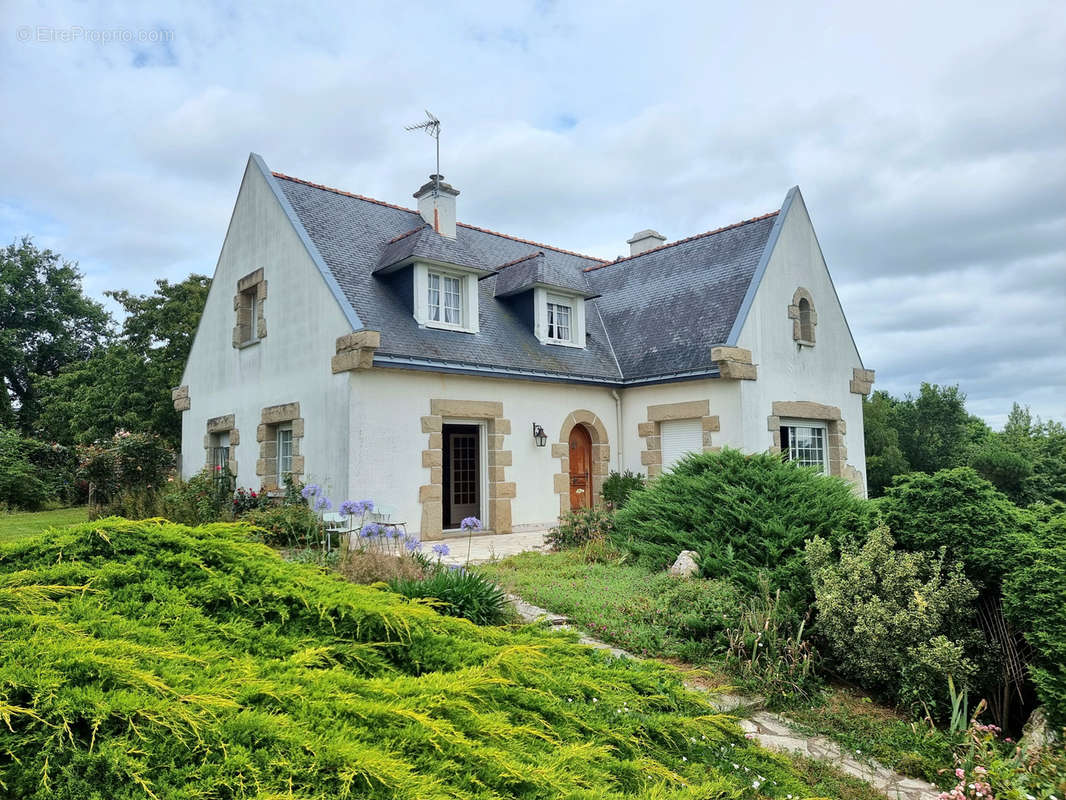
[
  {"xmin": 1, "ymin": 237, "xmax": 209, "ymax": 450},
  {"xmin": 864, "ymin": 384, "xmax": 1066, "ymax": 505}
]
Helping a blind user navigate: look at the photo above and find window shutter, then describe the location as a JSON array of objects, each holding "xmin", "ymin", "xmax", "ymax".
[{"xmin": 659, "ymin": 418, "xmax": 703, "ymax": 471}]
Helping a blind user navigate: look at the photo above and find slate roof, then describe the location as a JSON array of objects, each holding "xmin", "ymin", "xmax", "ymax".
[
  {"xmin": 375, "ymin": 223, "xmax": 491, "ymax": 274},
  {"xmin": 493, "ymin": 252, "xmax": 599, "ymax": 299},
  {"xmin": 585, "ymin": 213, "xmax": 779, "ymax": 380},
  {"xmin": 270, "ymin": 166, "xmax": 781, "ymax": 385}
]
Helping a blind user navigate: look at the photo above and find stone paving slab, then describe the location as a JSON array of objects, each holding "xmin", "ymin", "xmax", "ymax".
[
  {"xmin": 438, "ymin": 528, "xmax": 550, "ymax": 566},
  {"xmin": 510, "ymin": 595, "xmax": 940, "ymax": 800}
]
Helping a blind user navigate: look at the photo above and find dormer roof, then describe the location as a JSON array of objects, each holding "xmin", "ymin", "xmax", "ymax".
[
  {"xmin": 374, "ymin": 224, "xmax": 493, "ymax": 275},
  {"xmin": 493, "ymin": 251, "xmax": 599, "ymax": 299}
]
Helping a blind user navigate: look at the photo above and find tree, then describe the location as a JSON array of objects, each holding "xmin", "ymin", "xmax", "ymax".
[
  {"xmin": 0, "ymin": 238, "xmax": 111, "ymax": 433},
  {"xmin": 893, "ymin": 383, "xmax": 982, "ymax": 475},
  {"xmin": 35, "ymin": 274, "xmax": 210, "ymax": 448},
  {"xmin": 863, "ymin": 390, "xmax": 910, "ymax": 497}
]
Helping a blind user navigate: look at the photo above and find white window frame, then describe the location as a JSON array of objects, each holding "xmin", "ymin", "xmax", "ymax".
[
  {"xmin": 533, "ymin": 287, "xmax": 585, "ymax": 348},
  {"xmin": 413, "ymin": 263, "xmax": 479, "ymax": 333},
  {"xmin": 276, "ymin": 425, "xmax": 293, "ymax": 485},
  {"xmin": 779, "ymin": 419, "xmax": 828, "ymax": 474}
]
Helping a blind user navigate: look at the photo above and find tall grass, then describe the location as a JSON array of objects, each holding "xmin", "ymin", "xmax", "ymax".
[{"xmin": 0, "ymin": 517, "xmax": 835, "ymax": 799}]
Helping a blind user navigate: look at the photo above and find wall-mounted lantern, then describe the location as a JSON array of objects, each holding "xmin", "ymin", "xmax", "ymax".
[{"xmin": 532, "ymin": 423, "xmax": 548, "ymax": 447}]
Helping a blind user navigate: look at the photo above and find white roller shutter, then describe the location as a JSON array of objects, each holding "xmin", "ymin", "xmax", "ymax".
[{"xmin": 659, "ymin": 418, "xmax": 703, "ymax": 471}]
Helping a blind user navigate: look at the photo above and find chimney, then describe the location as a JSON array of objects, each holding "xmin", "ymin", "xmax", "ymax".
[
  {"xmin": 413, "ymin": 174, "xmax": 459, "ymax": 238},
  {"xmin": 626, "ymin": 229, "xmax": 666, "ymax": 256}
]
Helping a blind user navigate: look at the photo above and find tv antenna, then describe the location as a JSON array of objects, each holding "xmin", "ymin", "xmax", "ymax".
[{"xmin": 404, "ymin": 110, "xmax": 441, "ymax": 197}]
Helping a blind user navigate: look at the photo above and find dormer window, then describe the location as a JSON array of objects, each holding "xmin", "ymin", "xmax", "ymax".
[
  {"xmin": 534, "ymin": 287, "xmax": 585, "ymax": 348},
  {"xmin": 413, "ymin": 264, "xmax": 479, "ymax": 333},
  {"xmin": 428, "ymin": 271, "xmax": 462, "ymax": 325},
  {"xmin": 546, "ymin": 297, "xmax": 573, "ymax": 344}
]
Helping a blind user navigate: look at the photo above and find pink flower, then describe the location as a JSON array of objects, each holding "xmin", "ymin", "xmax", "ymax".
[{"xmin": 956, "ymin": 769, "xmax": 966, "ymax": 779}]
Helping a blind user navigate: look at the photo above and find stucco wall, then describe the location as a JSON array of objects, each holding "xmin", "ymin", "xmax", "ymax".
[
  {"xmin": 347, "ymin": 368, "xmax": 619, "ymax": 534},
  {"xmin": 617, "ymin": 378, "xmax": 742, "ymax": 474},
  {"xmin": 735, "ymin": 191, "xmax": 869, "ymax": 493},
  {"xmin": 179, "ymin": 158, "xmax": 353, "ymax": 494}
]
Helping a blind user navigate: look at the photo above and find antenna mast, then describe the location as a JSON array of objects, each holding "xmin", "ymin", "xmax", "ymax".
[{"xmin": 404, "ymin": 111, "xmax": 442, "ymax": 226}]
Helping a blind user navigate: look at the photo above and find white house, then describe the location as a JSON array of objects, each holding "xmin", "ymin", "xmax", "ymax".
[{"xmin": 176, "ymin": 153, "xmax": 874, "ymax": 539}]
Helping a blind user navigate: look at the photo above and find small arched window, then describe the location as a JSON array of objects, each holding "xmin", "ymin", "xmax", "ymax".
[
  {"xmin": 790, "ymin": 288, "xmax": 816, "ymax": 345},
  {"xmin": 798, "ymin": 297, "xmax": 813, "ymax": 341}
]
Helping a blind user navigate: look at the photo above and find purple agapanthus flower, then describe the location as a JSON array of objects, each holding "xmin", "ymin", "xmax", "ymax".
[
  {"xmin": 405, "ymin": 537, "xmax": 422, "ymax": 552},
  {"xmin": 432, "ymin": 543, "xmax": 450, "ymax": 557},
  {"xmin": 459, "ymin": 516, "xmax": 482, "ymax": 532},
  {"xmin": 314, "ymin": 496, "xmax": 332, "ymax": 512},
  {"xmin": 360, "ymin": 522, "xmax": 381, "ymax": 538},
  {"xmin": 340, "ymin": 499, "xmax": 375, "ymax": 516},
  {"xmin": 300, "ymin": 483, "xmax": 320, "ymax": 499}
]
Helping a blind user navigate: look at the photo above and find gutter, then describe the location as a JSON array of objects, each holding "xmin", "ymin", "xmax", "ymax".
[{"xmin": 372, "ymin": 354, "xmax": 721, "ymax": 387}]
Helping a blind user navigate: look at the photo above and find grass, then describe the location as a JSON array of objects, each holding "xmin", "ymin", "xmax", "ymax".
[
  {"xmin": 0, "ymin": 517, "xmax": 860, "ymax": 799},
  {"xmin": 479, "ymin": 547, "xmax": 960, "ymax": 790},
  {"xmin": 0, "ymin": 505, "xmax": 87, "ymax": 543},
  {"xmin": 784, "ymin": 688, "xmax": 958, "ymax": 788}
]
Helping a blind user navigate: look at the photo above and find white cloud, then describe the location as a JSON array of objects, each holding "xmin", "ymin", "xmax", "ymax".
[{"xmin": 0, "ymin": 0, "xmax": 1063, "ymax": 424}]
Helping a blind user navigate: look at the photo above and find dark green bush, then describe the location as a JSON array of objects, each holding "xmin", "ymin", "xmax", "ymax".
[
  {"xmin": 878, "ymin": 467, "xmax": 1037, "ymax": 586},
  {"xmin": 1003, "ymin": 512, "xmax": 1066, "ymax": 729},
  {"xmin": 546, "ymin": 505, "xmax": 615, "ymax": 549},
  {"xmin": 243, "ymin": 503, "xmax": 325, "ymax": 548},
  {"xmin": 612, "ymin": 448, "xmax": 877, "ymax": 608},
  {"xmin": 21, "ymin": 437, "xmax": 78, "ymax": 505},
  {"xmin": 0, "ymin": 428, "xmax": 49, "ymax": 510},
  {"xmin": 389, "ymin": 566, "xmax": 508, "ymax": 625},
  {"xmin": 601, "ymin": 470, "xmax": 646, "ymax": 509}
]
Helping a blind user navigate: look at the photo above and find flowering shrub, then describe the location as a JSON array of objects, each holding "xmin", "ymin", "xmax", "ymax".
[
  {"xmin": 161, "ymin": 467, "xmax": 233, "ymax": 525},
  {"xmin": 78, "ymin": 431, "xmax": 175, "ymax": 512},
  {"xmin": 231, "ymin": 487, "xmax": 264, "ymax": 516},
  {"xmin": 548, "ymin": 505, "xmax": 615, "ymax": 549},
  {"xmin": 937, "ymin": 713, "xmax": 1066, "ymax": 800}
]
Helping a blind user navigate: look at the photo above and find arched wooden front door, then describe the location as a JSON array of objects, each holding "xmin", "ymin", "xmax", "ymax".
[{"xmin": 569, "ymin": 424, "xmax": 592, "ymax": 509}]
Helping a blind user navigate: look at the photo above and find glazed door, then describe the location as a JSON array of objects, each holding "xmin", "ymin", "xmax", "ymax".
[
  {"xmin": 447, "ymin": 430, "xmax": 479, "ymax": 527},
  {"xmin": 568, "ymin": 425, "xmax": 592, "ymax": 509}
]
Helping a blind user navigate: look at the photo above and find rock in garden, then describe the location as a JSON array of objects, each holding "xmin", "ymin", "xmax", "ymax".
[{"xmin": 669, "ymin": 550, "xmax": 700, "ymax": 578}]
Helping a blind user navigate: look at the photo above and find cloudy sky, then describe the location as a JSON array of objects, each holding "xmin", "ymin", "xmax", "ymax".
[{"xmin": 2, "ymin": 1, "xmax": 1063, "ymax": 427}]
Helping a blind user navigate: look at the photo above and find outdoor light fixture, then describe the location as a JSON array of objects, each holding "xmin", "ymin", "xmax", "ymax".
[{"xmin": 532, "ymin": 423, "xmax": 548, "ymax": 447}]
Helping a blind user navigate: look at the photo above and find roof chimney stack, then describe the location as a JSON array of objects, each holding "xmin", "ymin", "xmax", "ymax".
[
  {"xmin": 627, "ymin": 229, "xmax": 666, "ymax": 256},
  {"xmin": 413, "ymin": 174, "xmax": 459, "ymax": 239}
]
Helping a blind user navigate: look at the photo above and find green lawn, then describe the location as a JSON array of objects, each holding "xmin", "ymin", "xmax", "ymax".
[
  {"xmin": 0, "ymin": 506, "xmax": 89, "ymax": 544},
  {"xmin": 479, "ymin": 547, "xmax": 958, "ymax": 788}
]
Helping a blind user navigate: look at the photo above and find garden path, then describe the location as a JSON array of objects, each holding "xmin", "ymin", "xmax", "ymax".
[
  {"xmin": 510, "ymin": 595, "xmax": 941, "ymax": 800},
  {"xmin": 437, "ymin": 527, "xmax": 550, "ymax": 565}
]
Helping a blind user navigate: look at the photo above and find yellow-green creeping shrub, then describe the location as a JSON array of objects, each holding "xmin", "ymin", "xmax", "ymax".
[{"xmin": 0, "ymin": 517, "xmax": 835, "ymax": 799}]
